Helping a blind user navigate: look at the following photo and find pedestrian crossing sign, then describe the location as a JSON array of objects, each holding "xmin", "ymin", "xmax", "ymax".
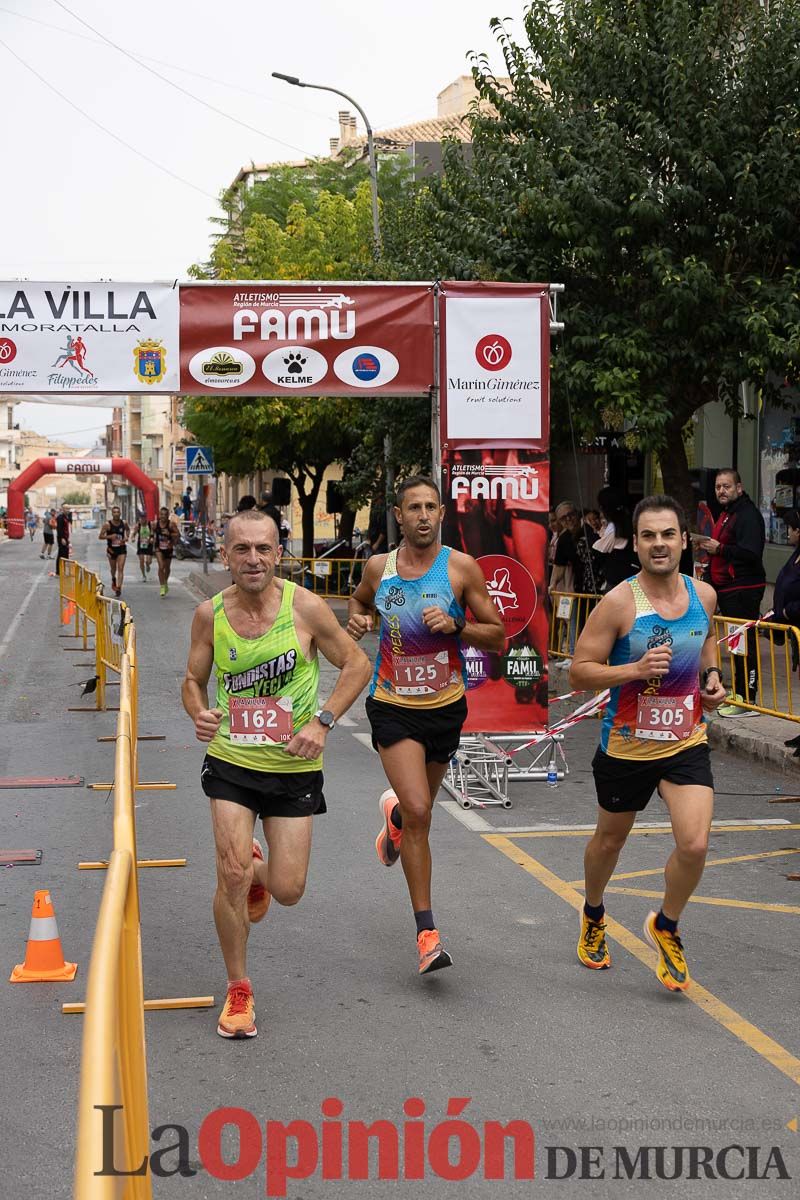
[{"xmin": 186, "ymin": 446, "xmax": 215, "ymax": 474}]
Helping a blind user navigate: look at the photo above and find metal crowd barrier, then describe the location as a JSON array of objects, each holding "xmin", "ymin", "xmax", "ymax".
[
  {"xmin": 713, "ymin": 614, "xmax": 800, "ymax": 723},
  {"xmin": 548, "ymin": 590, "xmax": 602, "ymax": 659},
  {"xmin": 73, "ymin": 696, "xmax": 151, "ymax": 1199},
  {"xmin": 278, "ymin": 554, "xmax": 367, "ymax": 598},
  {"xmin": 58, "ymin": 563, "xmax": 210, "ymax": 1196}
]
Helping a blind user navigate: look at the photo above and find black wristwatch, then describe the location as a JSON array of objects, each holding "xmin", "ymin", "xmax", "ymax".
[
  {"xmin": 452, "ymin": 615, "xmax": 466, "ymax": 636},
  {"xmin": 315, "ymin": 709, "xmax": 336, "ymax": 730},
  {"xmin": 701, "ymin": 667, "xmax": 722, "ymax": 688}
]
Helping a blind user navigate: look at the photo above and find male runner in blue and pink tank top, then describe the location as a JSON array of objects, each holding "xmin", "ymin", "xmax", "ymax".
[
  {"xmin": 569, "ymin": 495, "xmax": 727, "ymax": 992},
  {"xmin": 348, "ymin": 476, "xmax": 505, "ymax": 975}
]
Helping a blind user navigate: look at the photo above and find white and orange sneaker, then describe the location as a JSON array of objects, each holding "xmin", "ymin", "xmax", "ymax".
[
  {"xmin": 217, "ymin": 979, "xmax": 257, "ymax": 1039},
  {"xmin": 248, "ymin": 839, "xmax": 271, "ymax": 923},
  {"xmin": 417, "ymin": 929, "xmax": 453, "ymax": 975},
  {"xmin": 375, "ymin": 789, "xmax": 402, "ymax": 866}
]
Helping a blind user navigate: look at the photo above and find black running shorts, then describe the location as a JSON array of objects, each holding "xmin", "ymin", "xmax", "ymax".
[
  {"xmin": 107, "ymin": 546, "xmax": 127, "ymax": 558},
  {"xmin": 200, "ymin": 754, "xmax": 326, "ymax": 819},
  {"xmin": 592, "ymin": 742, "xmax": 714, "ymax": 813},
  {"xmin": 366, "ymin": 694, "xmax": 467, "ymax": 763}
]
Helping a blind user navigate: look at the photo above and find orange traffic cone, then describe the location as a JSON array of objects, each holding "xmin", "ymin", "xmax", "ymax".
[
  {"xmin": 10, "ymin": 889, "xmax": 77, "ymax": 982},
  {"xmin": 61, "ymin": 599, "xmax": 76, "ymax": 625}
]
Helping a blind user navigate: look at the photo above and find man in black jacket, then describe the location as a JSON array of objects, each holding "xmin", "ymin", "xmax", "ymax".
[
  {"xmin": 55, "ymin": 502, "xmax": 71, "ymax": 577},
  {"xmin": 698, "ymin": 469, "xmax": 765, "ymax": 712}
]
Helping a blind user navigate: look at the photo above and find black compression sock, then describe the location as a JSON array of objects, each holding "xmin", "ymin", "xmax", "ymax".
[
  {"xmin": 655, "ymin": 910, "xmax": 678, "ymax": 935},
  {"xmin": 414, "ymin": 909, "xmax": 435, "ymax": 935},
  {"xmin": 390, "ymin": 806, "xmax": 402, "ymax": 830},
  {"xmin": 584, "ymin": 901, "xmax": 605, "ymax": 923}
]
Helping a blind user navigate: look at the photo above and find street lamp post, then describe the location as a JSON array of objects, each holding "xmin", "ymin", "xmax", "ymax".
[
  {"xmin": 271, "ymin": 72, "xmax": 381, "ymax": 259},
  {"xmin": 272, "ymin": 71, "xmax": 397, "ymax": 545}
]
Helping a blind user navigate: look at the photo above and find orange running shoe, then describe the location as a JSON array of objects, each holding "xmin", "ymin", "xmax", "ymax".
[
  {"xmin": 217, "ymin": 980, "xmax": 257, "ymax": 1039},
  {"xmin": 417, "ymin": 929, "xmax": 453, "ymax": 974},
  {"xmin": 375, "ymin": 789, "xmax": 402, "ymax": 866},
  {"xmin": 248, "ymin": 839, "xmax": 271, "ymax": 923}
]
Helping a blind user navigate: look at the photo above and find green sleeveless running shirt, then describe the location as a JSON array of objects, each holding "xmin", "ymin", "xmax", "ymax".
[{"xmin": 208, "ymin": 581, "xmax": 321, "ymax": 773}]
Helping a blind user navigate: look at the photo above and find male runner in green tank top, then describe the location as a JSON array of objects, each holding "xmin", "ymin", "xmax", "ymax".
[{"xmin": 183, "ymin": 508, "xmax": 371, "ymax": 1038}]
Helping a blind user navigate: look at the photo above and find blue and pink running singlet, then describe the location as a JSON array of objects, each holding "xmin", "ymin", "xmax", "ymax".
[
  {"xmin": 601, "ymin": 575, "xmax": 709, "ymax": 760},
  {"xmin": 370, "ymin": 546, "xmax": 466, "ymax": 710}
]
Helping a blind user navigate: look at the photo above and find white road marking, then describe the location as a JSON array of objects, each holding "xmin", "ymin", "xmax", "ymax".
[
  {"xmin": 438, "ymin": 800, "xmax": 493, "ymax": 831},
  {"xmin": 463, "ymin": 817, "xmax": 791, "ymax": 834},
  {"xmin": 0, "ymin": 571, "xmax": 46, "ymax": 663},
  {"xmin": 352, "ymin": 732, "xmax": 376, "ymax": 751},
  {"xmin": 337, "ymin": 713, "xmax": 356, "ymax": 727}
]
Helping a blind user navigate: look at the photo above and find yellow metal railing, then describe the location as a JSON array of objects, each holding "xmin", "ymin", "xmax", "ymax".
[
  {"xmin": 713, "ymin": 614, "xmax": 800, "ymax": 723},
  {"xmin": 548, "ymin": 591, "xmax": 602, "ymax": 659},
  {"xmin": 61, "ymin": 563, "xmax": 208, "ymax": 1196},
  {"xmin": 278, "ymin": 554, "xmax": 367, "ymax": 599},
  {"xmin": 73, "ymin": 697, "xmax": 151, "ymax": 1198}
]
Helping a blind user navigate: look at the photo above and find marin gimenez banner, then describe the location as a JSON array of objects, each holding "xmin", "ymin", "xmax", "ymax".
[{"xmin": 439, "ymin": 281, "xmax": 551, "ymax": 733}]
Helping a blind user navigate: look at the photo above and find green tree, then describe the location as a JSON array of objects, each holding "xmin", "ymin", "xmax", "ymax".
[
  {"xmin": 391, "ymin": 0, "xmax": 800, "ymax": 513},
  {"xmin": 62, "ymin": 490, "xmax": 90, "ymax": 505},
  {"xmin": 183, "ymin": 394, "xmax": 362, "ymax": 555},
  {"xmin": 186, "ymin": 155, "xmax": 434, "ymax": 543}
]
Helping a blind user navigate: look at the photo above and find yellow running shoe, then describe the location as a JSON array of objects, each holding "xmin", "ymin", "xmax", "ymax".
[
  {"xmin": 417, "ymin": 929, "xmax": 453, "ymax": 974},
  {"xmin": 643, "ymin": 911, "xmax": 690, "ymax": 991},
  {"xmin": 577, "ymin": 910, "xmax": 611, "ymax": 969},
  {"xmin": 248, "ymin": 839, "xmax": 271, "ymax": 923},
  {"xmin": 217, "ymin": 980, "xmax": 257, "ymax": 1038}
]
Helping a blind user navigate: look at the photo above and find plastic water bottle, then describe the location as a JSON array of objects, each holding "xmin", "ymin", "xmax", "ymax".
[{"xmin": 547, "ymin": 764, "xmax": 558, "ymax": 788}]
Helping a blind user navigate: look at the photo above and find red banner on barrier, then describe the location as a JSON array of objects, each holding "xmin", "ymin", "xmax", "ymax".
[
  {"xmin": 180, "ymin": 283, "xmax": 434, "ymax": 396},
  {"xmin": 440, "ymin": 282, "xmax": 551, "ymax": 732}
]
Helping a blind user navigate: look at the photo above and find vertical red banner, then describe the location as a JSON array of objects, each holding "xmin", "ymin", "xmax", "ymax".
[{"xmin": 439, "ymin": 282, "xmax": 551, "ymax": 732}]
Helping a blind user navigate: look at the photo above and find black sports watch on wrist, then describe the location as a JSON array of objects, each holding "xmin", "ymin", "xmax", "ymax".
[
  {"xmin": 315, "ymin": 709, "xmax": 336, "ymax": 730},
  {"xmin": 452, "ymin": 615, "xmax": 466, "ymax": 636},
  {"xmin": 701, "ymin": 667, "xmax": 721, "ymax": 688}
]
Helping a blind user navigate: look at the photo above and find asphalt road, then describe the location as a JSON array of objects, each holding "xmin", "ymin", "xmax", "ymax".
[{"xmin": 0, "ymin": 530, "xmax": 798, "ymax": 1199}]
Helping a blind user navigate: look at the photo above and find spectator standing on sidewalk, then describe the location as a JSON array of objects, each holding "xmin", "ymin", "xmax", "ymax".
[
  {"xmin": 55, "ymin": 502, "xmax": 71, "ymax": 576},
  {"xmin": 698, "ymin": 469, "xmax": 765, "ymax": 716},
  {"xmin": 592, "ymin": 488, "xmax": 635, "ymax": 593}
]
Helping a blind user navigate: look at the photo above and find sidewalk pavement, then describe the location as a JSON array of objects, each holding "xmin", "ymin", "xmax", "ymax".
[{"xmin": 190, "ymin": 569, "xmax": 800, "ymax": 777}]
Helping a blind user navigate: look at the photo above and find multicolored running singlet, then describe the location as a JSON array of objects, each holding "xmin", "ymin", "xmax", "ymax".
[
  {"xmin": 601, "ymin": 574, "xmax": 709, "ymax": 761},
  {"xmin": 370, "ymin": 546, "xmax": 466, "ymax": 709}
]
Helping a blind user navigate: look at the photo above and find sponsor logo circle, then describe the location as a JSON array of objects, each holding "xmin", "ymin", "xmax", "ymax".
[
  {"xmin": 463, "ymin": 646, "xmax": 492, "ymax": 691},
  {"xmin": 352, "ymin": 352, "xmax": 381, "ymax": 381},
  {"xmin": 502, "ymin": 647, "xmax": 543, "ymax": 689},
  {"xmin": 262, "ymin": 345, "xmax": 328, "ymax": 389},
  {"xmin": 189, "ymin": 346, "xmax": 255, "ymax": 389},
  {"xmin": 0, "ymin": 337, "xmax": 17, "ymax": 364},
  {"xmin": 333, "ymin": 345, "xmax": 399, "ymax": 389},
  {"xmin": 475, "ymin": 333, "xmax": 512, "ymax": 372},
  {"xmin": 475, "ymin": 553, "xmax": 536, "ymax": 639}
]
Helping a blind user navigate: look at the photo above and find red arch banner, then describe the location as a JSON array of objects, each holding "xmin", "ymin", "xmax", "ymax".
[{"xmin": 6, "ymin": 457, "xmax": 159, "ymax": 538}]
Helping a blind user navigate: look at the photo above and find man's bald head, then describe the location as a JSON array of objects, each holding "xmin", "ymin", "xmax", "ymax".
[{"xmin": 224, "ymin": 506, "xmax": 281, "ymax": 548}]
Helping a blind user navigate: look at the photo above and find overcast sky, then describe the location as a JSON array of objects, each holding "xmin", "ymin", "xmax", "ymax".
[{"xmin": 2, "ymin": 0, "xmax": 528, "ymax": 445}]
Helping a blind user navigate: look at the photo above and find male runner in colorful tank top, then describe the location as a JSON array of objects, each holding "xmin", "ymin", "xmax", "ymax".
[
  {"xmin": 348, "ymin": 477, "xmax": 505, "ymax": 975},
  {"xmin": 182, "ymin": 507, "xmax": 371, "ymax": 1038},
  {"xmin": 569, "ymin": 495, "xmax": 727, "ymax": 991}
]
